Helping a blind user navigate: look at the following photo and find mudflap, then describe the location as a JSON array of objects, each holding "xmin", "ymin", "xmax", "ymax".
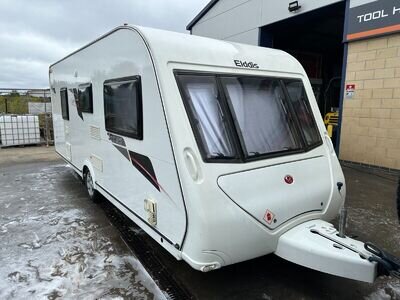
[{"xmin": 274, "ymin": 220, "xmax": 377, "ymax": 283}]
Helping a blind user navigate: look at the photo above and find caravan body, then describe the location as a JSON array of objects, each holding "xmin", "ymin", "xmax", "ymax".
[{"xmin": 50, "ymin": 25, "xmax": 377, "ymax": 282}]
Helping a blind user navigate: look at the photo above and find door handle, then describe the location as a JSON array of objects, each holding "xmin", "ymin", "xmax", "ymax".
[{"xmin": 184, "ymin": 148, "xmax": 202, "ymax": 183}]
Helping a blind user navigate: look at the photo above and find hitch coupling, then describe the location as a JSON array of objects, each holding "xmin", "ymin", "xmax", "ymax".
[{"xmin": 364, "ymin": 242, "xmax": 400, "ymax": 279}]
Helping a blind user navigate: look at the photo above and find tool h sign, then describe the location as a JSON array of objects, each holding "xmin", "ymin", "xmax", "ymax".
[{"xmin": 347, "ymin": 0, "xmax": 400, "ymax": 41}]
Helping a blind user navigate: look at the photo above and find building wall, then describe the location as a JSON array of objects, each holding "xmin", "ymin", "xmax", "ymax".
[
  {"xmin": 190, "ymin": 0, "xmax": 342, "ymax": 44},
  {"xmin": 340, "ymin": 33, "xmax": 400, "ymax": 170},
  {"xmin": 349, "ymin": 0, "xmax": 376, "ymax": 8},
  {"xmin": 189, "ymin": 0, "xmax": 400, "ymax": 170},
  {"xmin": 191, "ymin": 0, "xmax": 261, "ymax": 45}
]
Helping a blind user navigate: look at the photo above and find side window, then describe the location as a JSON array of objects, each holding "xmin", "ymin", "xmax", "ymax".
[
  {"xmin": 78, "ymin": 83, "xmax": 93, "ymax": 113},
  {"xmin": 103, "ymin": 76, "xmax": 143, "ymax": 139},
  {"xmin": 60, "ymin": 88, "xmax": 69, "ymax": 120}
]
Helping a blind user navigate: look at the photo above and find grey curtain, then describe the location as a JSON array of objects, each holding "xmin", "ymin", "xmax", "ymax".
[
  {"xmin": 186, "ymin": 80, "xmax": 234, "ymax": 157},
  {"xmin": 223, "ymin": 78, "xmax": 297, "ymax": 155}
]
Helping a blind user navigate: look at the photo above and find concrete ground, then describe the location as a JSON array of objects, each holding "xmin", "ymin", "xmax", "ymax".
[
  {"xmin": 0, "ymin": 146, "xmax": 399, "ymax": 299},
  {"xmin": 0, "ymin": 145, "xmax": 59, "ymax": 167}
]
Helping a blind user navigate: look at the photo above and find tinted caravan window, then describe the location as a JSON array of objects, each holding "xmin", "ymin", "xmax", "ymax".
[
  {"xmin": 78, "ymin": 83, "xmax": 93, "ymax": 113},
  {"xmin": 104, "ymin": 76, "xmax": 142, "ymax": 139},
  {"xmin": 60, "ymin": 88, "xmax": 69, "ymax": 120},
  {"xmin": 284, "ymin": 80, "xmax": 321, "ymax": 147}
]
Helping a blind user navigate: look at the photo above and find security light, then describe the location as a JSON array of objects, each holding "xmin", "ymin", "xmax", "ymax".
[{"xmin": 288, "ymin": 1, "xmax": 301, "ymax": 12}]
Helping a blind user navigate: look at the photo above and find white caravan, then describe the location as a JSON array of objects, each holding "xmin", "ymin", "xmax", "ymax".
[{"xmin": 50, "ymin": 25, "xmax": 383, "ymax": 283}]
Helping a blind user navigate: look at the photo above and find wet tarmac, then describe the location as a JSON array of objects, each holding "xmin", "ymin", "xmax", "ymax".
[
  {"xmin": 1, "ymin": 147, "xmax": 399, "ymax": 300},
  {"xmin": 0, "ymin": 157, "xmax": 165, "ymax": 299}
]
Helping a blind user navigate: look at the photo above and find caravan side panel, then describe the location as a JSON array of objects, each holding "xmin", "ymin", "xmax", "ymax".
[{"xmin": 50, "ymin": 28, "xmax": 187, "ymax": 254}]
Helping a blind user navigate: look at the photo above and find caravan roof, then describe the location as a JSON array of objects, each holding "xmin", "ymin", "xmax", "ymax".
[{"xmin": 51, "ymin": 25, "xmax": 305, "ymax": 77}]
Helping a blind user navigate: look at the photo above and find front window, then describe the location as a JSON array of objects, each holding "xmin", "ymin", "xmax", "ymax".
[
  {"xmin": 284, "ymin": 80, "xmax": 321, "ymax": 147},
  {"xmin": 220, "ymin": 77, "xmax": 300, "ymax": 157},
  {"xmin": 177, "ymin": 75, "xmax": 237, "ymax": 159},
  {"xmin": 175, "ymin": 72, "xmax": 322, "ymax": 162}
]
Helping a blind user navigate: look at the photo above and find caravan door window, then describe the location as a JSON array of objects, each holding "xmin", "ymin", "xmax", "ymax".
[
  {"xmin": 104, "ymin": 76, "xmax": 143, "ymax": 140},
  {"xmin": 60, "ymin": 88, "xmax": 69, "ymax": 120}
]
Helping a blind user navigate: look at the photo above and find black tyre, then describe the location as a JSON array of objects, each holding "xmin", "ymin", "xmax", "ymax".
[{"xmin": 84, "ymin": 168, "xmax": 100, "ymax": 202}]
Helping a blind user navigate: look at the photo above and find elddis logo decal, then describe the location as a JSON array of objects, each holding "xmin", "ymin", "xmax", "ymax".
[{"xmin": 234, "ymin": 60, "xmax": 259, "ymax": 69}]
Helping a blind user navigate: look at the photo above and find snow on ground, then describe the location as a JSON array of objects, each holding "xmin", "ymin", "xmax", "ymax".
[
  {"xmin": 347, "ymin": 201, "xmax": 400, "ymax": 299},
  {"xmin": 0, "ymin": 163, "xmax": 166, "ymax": 299},
  {"xmin": 366, "ymin": 280, "xmax": 400, "ymax": 300}
]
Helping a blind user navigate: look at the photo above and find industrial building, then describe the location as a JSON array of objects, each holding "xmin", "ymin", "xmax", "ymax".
[{"xmin": 187, "ymin": 0, "xmax": 400, "ymax": 170}]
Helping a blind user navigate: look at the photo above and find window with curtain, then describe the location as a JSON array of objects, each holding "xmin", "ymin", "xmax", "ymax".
[
  {"xmin": 175, "ymin": 72, "xmax": 322, "ymax": 163},
  {"xmin": 221, "ymin": 77, "xmax": 300, "ymax": 156},
  {"xmin": 177, "ymin": 75, "xmax": 236, "ymax": 159}
]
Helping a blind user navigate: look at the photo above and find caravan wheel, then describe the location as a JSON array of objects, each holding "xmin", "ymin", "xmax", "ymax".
[{"xmin": 84, "ymin": 169, "xmax": 100, "ymax": 202}]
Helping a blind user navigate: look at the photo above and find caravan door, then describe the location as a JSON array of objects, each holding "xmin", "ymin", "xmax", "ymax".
[{"xmin": 60, "ymin": 88, "xmax": 72, "ymax": 160}]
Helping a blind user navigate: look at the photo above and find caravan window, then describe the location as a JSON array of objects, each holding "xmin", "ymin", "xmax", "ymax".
[
  {"xmin": 176, "ymin": 72, "xmax": 322, "ymax": 163},
  {"xmin": 176, "ymin": 75, "xmax": 237, "ymax": 160},
  {"xmin": 284, "ymin": 80, "xmax": 321, "ymax": 147},
  {"xmin": 220, "ymin": 77, "xmax": 300, "ymax": 157},
  {"xmin": 78, "ymin": 83, "xmax": 93, "ymax": 113},
  {"xmin": 60, "ymin": 88, "xmax": 69, "ymax": 120},
  {"xmin": 103, "ymin": 76, "xmax": 143, "ymax": 140}
]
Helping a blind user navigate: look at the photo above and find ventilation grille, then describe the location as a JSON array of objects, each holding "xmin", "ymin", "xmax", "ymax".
[{"xmin": 90, "ymin": 125, "xmax": 101, "ymax": 140}]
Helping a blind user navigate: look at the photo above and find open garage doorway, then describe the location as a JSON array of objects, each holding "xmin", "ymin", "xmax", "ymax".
[{"xmin": 259, "ymin": 1, "xmax": 346, "ymax": 147}]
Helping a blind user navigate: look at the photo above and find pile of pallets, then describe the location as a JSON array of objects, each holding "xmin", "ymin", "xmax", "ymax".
[{"xmin": 0, "ymin": 115, "xmax": 40, "ymax": 147}]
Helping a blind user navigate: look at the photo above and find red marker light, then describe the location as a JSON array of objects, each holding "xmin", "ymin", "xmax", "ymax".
[{"xmin": 284, "ymin": 175, "xmax": 294, "ymax": 184}]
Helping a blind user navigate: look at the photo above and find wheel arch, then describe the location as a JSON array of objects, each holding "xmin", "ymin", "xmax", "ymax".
[{"xmin": 82, "ymin": 160, "xmax": 96, "ymax": 184}]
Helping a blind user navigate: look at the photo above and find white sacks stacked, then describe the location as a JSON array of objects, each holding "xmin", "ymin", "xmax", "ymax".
[{"xmin": 0, "ymin": 115, "xmax": 40, "ymax": 147}]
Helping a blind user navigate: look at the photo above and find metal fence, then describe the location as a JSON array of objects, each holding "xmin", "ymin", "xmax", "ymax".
[{"xmin": 0, "ymin": 88, "xmax": 53, "ymax": 146}]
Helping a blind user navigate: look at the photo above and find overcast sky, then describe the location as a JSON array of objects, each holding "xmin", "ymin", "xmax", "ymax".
[{"xmin": 0, "ymin": 0, "xmax": 209, "ymax": 89}]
